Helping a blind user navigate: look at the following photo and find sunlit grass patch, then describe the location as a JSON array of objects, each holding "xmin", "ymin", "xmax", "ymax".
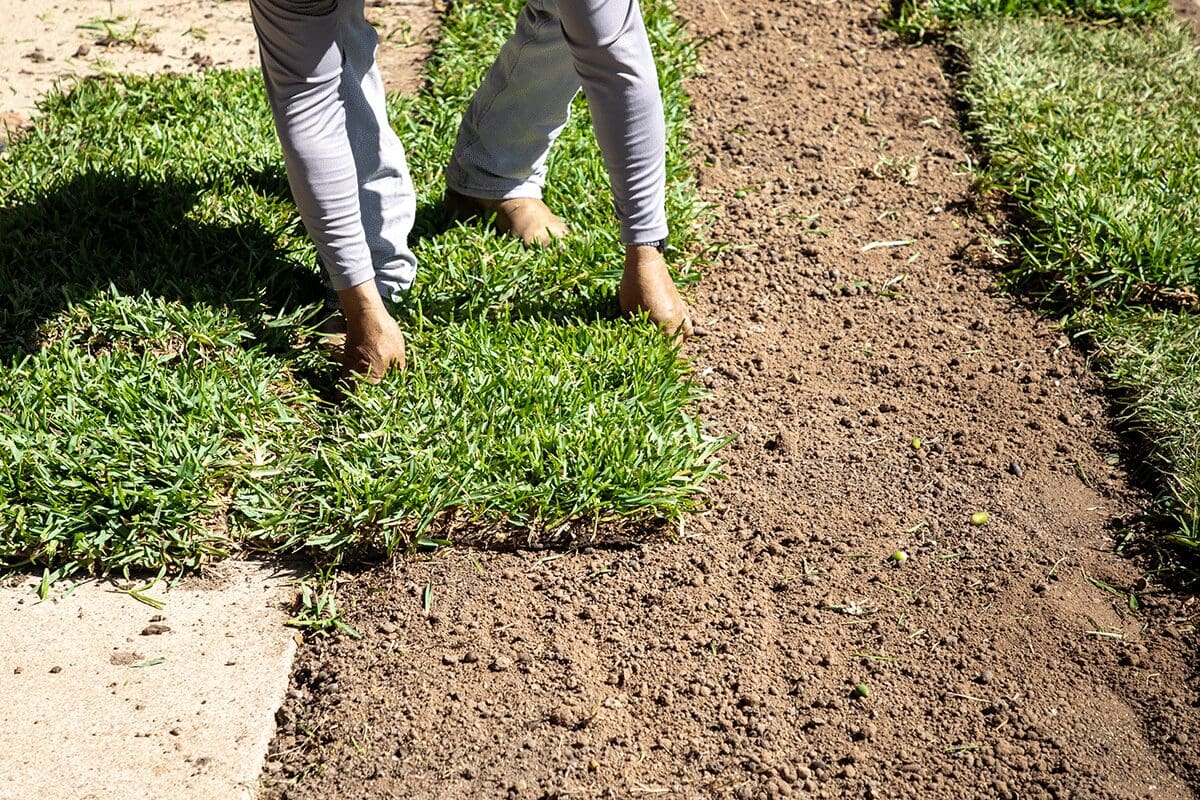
[
  {"xmin": 0, "ymin": 0, "xmax": 721, "ymax": 585},
  {"xmin": 1085, "ymin": 309, "xmax": 1200, "ymax": 546},
  {"xmin": 889, "ymin": 0, "xmax": 1166, "ymax": 37}
]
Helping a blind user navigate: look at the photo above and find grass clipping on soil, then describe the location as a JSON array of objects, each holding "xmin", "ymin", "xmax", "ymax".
[
  {"xmin": 0, "ymin": 0, "xmax": 722, "ymax": 583},
  {"xmin": 940, "ymin": 9, "xmax": 1200, "ymax": 544}
]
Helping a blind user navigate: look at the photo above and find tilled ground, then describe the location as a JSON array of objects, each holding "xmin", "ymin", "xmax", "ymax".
[{"xmin": 262, "ymin": 0, "xmax": 1200, "ymax": 797}]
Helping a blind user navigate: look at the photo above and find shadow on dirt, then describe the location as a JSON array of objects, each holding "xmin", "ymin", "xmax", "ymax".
[{"xmin": 291, "ymin": 513, "xmax": 673, "ymax": 579}]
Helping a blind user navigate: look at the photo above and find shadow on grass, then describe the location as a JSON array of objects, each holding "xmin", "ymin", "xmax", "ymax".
[
  {"xmin": 0, "ymin": 167, "xmax": 324, "ymax": 360},
  {"xmin": 403, "ymin": 196, "xmax": 623, "ymax": 327},
  {"xmin": 0, "ymin": 167, "xmax": 621, "ymax": 365},
  {"xmin": 294, "ymin": 518, "xmax": 669, "ymax": 580}
]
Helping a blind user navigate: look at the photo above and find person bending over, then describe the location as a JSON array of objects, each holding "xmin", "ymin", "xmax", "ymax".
[{"xmin": 250, "ymin": 0, "xmax": 693, "ymax": 381}]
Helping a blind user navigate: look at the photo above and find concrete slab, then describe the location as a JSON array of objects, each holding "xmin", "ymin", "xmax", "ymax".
[{"xmin": 0, "ymin": 560, "xmax": 299, "ymax": 800}]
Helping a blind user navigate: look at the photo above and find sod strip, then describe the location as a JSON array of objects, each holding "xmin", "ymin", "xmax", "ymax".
[
  {"xmin": 889, "ymin": 0, "xmax": 1167, "ymax": 37},
  {"xmin": 1086, "ymin": 310, "xmax": 1200, "ymax": 543},
  {"xmin": 919, "ymin": 9, "xmax": 1200, "ymax": 544},
  {"xmin": 0, "ymin": 0, "xmax": 720, "ymax": 582}
]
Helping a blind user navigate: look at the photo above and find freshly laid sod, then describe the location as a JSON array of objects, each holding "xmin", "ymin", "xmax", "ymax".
[
  {"xmin": 890, "ymin": 0, "xmax": 1166, "ymax": 36},
  {"xmin": 896, "ymin": 2, "xmax": 1200, "ymax": 547},
  {"xmin": 955, "ymin": 17, "xmax": 1200, "ymax": 310},
  {"xmin": 1087, "ymin": 309, "xmax": 1200, "ymax": 543},
  {"xmin": 0, "ymin": 0, "xmax": 721, "ymax": 585}
]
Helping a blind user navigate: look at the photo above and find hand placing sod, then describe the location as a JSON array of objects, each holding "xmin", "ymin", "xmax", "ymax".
[
  {"xmin": 443, "ymin": 189, "xmax": 570, "ymax": 248},
  {"xmin": 446, "ymin": 190, "xmax": 693, "ymax": 338},
  {"xmin": 336, "ymin": 282, "xmax": 407, "ymax": 384},
  {"xmin": 619, "ymin": 244, "xmax": 694, "ymax": 339},
  {"xmin": 250, "ymin": 0, "xmax": 692, "ymax": 385}
]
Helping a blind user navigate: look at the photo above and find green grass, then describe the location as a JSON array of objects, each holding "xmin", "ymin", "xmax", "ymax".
[
  {"xmin": 900, "ymin": 6, "xmax": 1200, "ymax": 549},
  {"xmin": 889, "ymin": 0, "xmax": 1166, "ymax": 37},
  {"xmin": 955, "ymin": 18, "xmax": 1200, "ymax": 309},
  {"xmin": 1085, "ymin": 309, "xmax": 1200, "ymax": 544},
  {"xmin": 0, "ymin": 0, "xmax": 722, "ymax": 585}
]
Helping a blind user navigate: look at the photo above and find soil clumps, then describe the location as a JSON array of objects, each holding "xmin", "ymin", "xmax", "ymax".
[{"xmin": 262, "ymin": 1, "xmax": 1200, "ymax": 797}]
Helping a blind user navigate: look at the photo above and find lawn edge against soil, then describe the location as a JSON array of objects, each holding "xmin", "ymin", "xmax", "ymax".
[{"xmin": 891, "ymin": 0, "xmax": 1200, "ymax": 560}]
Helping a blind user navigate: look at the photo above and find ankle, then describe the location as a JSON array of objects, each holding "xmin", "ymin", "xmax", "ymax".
[
  {"xmin": 624, "ymin": 244, "xmax": 666, "ymax": 270},
  {"xmin": 337, "ymin": 282, "xmax": 390, "ymax": 334}
]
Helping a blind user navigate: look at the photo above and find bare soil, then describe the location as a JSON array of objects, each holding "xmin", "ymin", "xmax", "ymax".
[
  {"xmin": 256, "ymin": 0, "xmax": 1200, "ymax": 797},
  {"xmin": 1172, "ymin": 0, "xmax": 1200, "ymax": 35},
  {"xmin": 0, "ymin": 0, "xmax": 437, "ymax": 135}
]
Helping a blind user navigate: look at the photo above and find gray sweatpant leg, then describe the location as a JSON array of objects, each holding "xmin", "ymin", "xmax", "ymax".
[
  {"xmin": 250, "ymin": 0, "xmax": 417, "ymax": 300},
  {"xmin": 446, "ymin": 0, "xmax": 669, "ymax": 245}
]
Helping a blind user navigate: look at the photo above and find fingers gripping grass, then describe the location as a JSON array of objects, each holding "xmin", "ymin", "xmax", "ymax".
[{"xmin": 0, "ymin": 0, "xmax": 720, "ymax": 582}]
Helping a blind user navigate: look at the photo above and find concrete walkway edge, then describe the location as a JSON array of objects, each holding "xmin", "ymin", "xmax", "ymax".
[{"xmin": 0, "ymin": 560, "xmax": 299, "ymax": 800}]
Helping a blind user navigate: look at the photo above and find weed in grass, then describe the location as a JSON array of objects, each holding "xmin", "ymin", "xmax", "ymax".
[
  {"xmin": 77, "ymin": 16, "xmax": 153, "ymax": 48},
  {"xmin": 288, "ymin": 577, "xmax": 361, "ymax": 638}
]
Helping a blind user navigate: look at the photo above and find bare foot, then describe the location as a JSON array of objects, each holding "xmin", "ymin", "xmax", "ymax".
[
  {"xmin": 444, "ymin": 188, "xmax": 568, "ymax": 246},
  {"xmin": 618, "ymin": 245, "xmax": 694, "ymax": 340},
  {"xmin": 337, "ymin": 283, "xmax": 406, "ymax": 384}
]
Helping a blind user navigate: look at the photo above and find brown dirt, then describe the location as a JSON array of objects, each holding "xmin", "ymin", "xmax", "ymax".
[
  {"xmin": 0, "ymin": 0, "xmax": 438, "ymax": 121},
  {"xmin": 1172, "ymin": 0, "xmax": 1200, "ymax": 35},
  {"xmin": 261, "ymin": 0, "xmax": 1200, "ymax": 798}
]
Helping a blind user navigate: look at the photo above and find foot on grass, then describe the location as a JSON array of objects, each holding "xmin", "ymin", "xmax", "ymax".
[
  {"xmin": 444, "ymin": 187, "xmax": 568, "ymax": 247},
  {"xmin": 619, "ymin": 245, "xmax": 693, "ymax": 340}
]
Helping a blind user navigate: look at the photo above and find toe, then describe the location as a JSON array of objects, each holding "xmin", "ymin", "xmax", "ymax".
[{"xmin": 676, "ymin": 310, "xmax": 695, "ymax": 341}]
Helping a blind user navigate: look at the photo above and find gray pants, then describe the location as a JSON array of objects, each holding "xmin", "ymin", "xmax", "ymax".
[{"xmin": 250, "ymin": 0, "xmax": 668, "ymax": 300}]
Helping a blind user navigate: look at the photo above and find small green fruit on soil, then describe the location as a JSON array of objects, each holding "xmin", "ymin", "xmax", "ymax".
[
  {"xmin": 889, "ymin": 550, "xmax": 908, "ymax": 563},
  {"xmin": 970, "ymin": 512, "xmax": 990, "ymax": 526},
  {"xmin": 910, "ymin": 437, "xmax": 922, "ymax": 450},
  {"xmin": 852, "ymin": 683, "xmax": 871, "ymax": 699}
]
